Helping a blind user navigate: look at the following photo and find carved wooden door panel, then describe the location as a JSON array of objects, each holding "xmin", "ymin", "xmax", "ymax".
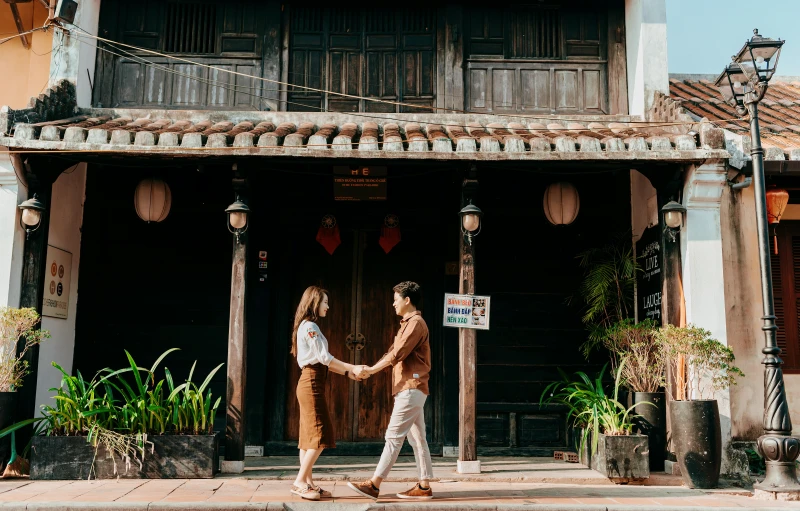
[
  {"xmin": 283, "ymin": 228, "xmax": 426, "ymax": 443},
  {"xmin": 288, "ymin": 7, "xmax": 435, "ymax": 113}
]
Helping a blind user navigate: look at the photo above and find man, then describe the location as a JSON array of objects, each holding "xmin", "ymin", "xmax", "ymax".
[{"xmin": 348, "ymin": 281, "xmax": 434, "ymax": 501}]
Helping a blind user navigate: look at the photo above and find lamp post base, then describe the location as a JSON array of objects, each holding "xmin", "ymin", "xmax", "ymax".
[
  {"xmin": 753, "ymin": 487, "xmax": 800, "ymax": 501},
  {"xmin": 754, "ymin": 434, "xmax": 800, "ymax": 495}
]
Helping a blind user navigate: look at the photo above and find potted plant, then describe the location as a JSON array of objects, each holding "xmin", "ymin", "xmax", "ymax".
[
  {"xmin": 603, "ymin": 319, "xmax": 667, "ymax": 471},
  {"xmin": 542, "ymin": 360, "xmax": 651, "ymax": 483},
  {"xmin": 0, "ymin": 307, "xmax": 49, "ymax": 470},
  {"xmin": 657, "ymin": 324, "xmax": 744, "ymax": 489},
  {"xmin": 0, "ymin": 348, "xmax": 223, "ymax": 479}
]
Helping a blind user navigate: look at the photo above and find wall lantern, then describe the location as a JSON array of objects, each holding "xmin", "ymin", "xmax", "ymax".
[
  {"xmin": 766, "ymin": 186, "xmax": 790, "ymax": 254},
  {"xmin": 134, "ymin": 177, "xmax": 172, "ymax": 223},
  {"xmin": 661, "ymin": 201, "xmax": 687, "ymax": 242},
  {"xmin": 18, "ymin": 194, "xmax": 46, "ymax": 240},
  {"xmin": 226, "ymin": 195, "xmax": 250, "ymax": 243},
  {"xmin": 459, "ymin": 201, "xmax": 482, "ymax": 245},
  {"xmin": 543, "ymin": 182, "xmax": 580, "ymax": 226}
]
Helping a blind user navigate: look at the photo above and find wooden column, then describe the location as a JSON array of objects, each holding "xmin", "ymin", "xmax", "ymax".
[
  {"xmin": 223, "ymin": 177, "xmax": 249, "ymax": 472},
  {"xmin": 13, "ymin": 157, "xmax": 54, "ymax": 449},
  {"xmin": 457, "ymin": 176, "xmax": 480, "ymax": 473}
]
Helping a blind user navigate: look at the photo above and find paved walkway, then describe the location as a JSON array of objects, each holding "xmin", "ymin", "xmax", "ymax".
[{"xmin": 0, "ymin": 456, "xmax": 798, "ymax": 510}]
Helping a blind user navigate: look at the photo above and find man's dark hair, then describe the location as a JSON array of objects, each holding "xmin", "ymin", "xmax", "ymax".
[{"xmin": 393, "ymin": 281, "xmax": 422, "ymax": 308}]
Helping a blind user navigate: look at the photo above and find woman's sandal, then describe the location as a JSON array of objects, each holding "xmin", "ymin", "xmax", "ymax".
[
  {"xmin": 312, "ymin": 485, "xmax": 332, "ymax": 498},
  {"xmin": 290, "ymin": 484, "xmax": 321, "ymax": 501}
]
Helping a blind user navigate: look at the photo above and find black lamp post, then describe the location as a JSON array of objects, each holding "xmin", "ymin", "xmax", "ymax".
[{"xmin": 715, "ymin": 29, "xmax": 799, "ymax": 492}]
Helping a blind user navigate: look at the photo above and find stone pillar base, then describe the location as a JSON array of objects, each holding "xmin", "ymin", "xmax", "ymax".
[
  {"xmin": 753, "ymin": 488, "xmax": 800, "ymax": 501},
  {"xmin": 457, "ymin": 460, "xmax": 481, "ymax": 474},
  {"xmin": 220, "ymin": 460, "xmax": 245, "ymax": 474}
]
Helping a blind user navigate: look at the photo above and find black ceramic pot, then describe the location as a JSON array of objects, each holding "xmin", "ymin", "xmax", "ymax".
[
  {"xmin": 634, "ymin": 391, "xmax": 666, "ymax": 472},
  {"xmin": 670, "ymin": 400, "xmax": 722, "ymax": 488},
  {"xmin": 0, "ymin": 392, "xmax": 18, "ymax": 469}
]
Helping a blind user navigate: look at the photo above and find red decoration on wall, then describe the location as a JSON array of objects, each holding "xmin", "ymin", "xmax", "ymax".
[
  {"xmin": 379, "ymin": 214, "xmax": 401, "ymax": 254},
  {"xmin": 316, "ymin": 215, "xmax": 341, "ymax": 255},
  {"xmin": 766, "ymin": 187, "xmax": 790, "ymax": 254}
]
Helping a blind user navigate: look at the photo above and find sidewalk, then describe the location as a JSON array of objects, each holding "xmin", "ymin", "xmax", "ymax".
[{"xmin": 0, "ymin": 456, "xmax": 798, "ymax": 510}]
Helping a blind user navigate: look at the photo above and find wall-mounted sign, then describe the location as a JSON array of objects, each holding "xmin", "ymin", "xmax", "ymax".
[
  {"xmin": 333, "ymin": 166, "xmax": 387, "ymax": 201},
  {"xmin": 636, "ymin": 226, "xmax": 662, "ymax": 325},
  {"xmin": 443, "ymin": 293, "xmax": 491, "ymax": 330},
  {"xmin": 43, "ymin": 245, "xmax": 72, "ymax": 320}
]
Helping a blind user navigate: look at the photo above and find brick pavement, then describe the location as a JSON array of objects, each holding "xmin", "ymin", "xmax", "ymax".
[{"xmin": 0, "ymin": 479, "xmax": 799, "ymax": 510}]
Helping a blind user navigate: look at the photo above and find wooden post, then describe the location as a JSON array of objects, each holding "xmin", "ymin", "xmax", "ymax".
[
  {"xmin": 222, "ymin": 178, "xmax": 248, "ymax": 473},
  {"xmin": 13, "ymin": 158, "xmax": 54, "ymax": 449},
  {"xmin": 457, "ymin": 177, "xmax": 480, "ymax": 474}
]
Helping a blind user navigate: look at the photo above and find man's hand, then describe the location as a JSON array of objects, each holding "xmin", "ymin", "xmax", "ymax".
[{"xmin": 352, "ymin": 365, "xmax": 371, "ymax": 380}]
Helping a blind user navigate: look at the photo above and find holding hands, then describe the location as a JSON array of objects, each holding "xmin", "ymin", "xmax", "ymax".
[{"xmin": 351, "ymin": 365, "xmax": 372, "ymax": 381}]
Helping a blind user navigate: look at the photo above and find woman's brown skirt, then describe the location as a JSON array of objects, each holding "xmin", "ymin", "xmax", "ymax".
[{"xmin": 296, "ymin": 363, "xmax": 336, "ymax": 449}]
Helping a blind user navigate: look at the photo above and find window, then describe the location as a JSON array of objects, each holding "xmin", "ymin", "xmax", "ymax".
[{"xmin": 772, "ymin": 222, "xmax": 800, "ymax": 373}]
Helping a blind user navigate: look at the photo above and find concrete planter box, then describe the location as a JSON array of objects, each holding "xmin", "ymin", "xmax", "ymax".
[
  {"xmin": 30, "ymin": 433, "xmax": 220, "ymax": 480},
  {"xmin": 590, "ymin": 433, "xmax": 649, "ymax": 483}
]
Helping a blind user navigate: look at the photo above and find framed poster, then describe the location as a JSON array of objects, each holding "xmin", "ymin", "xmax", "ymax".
[
  {"xmin": 443, "ymin": 293, "xmax": 491, "ymax": 330},
  {"xmin": 42, "ymin": 245, "xmax": 72, "ymax": 320}
]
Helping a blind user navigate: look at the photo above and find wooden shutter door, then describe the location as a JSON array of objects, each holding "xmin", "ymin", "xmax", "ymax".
[{"xmin": 773, "ymin": 223, "xmax": 800, "ymax": 372}]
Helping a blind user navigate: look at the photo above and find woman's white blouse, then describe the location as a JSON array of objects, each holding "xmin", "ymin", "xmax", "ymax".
[{"xmin": 296, "ymin": 320, "xmax": 334, "ymax": 368}]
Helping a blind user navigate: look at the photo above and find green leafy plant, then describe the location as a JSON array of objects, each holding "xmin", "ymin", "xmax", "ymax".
[
  {"xmin": 541, "ymin": 360, "xmax": 648, "ymax": 455},
  {"xmin": 0, "ymin": 307, "xmax": 50, "ymax": 391},
  {"xmin": 657, "ymin": 324, "xmax": 744, "ymax": 400},
  {"xmin": 573, "ymin": 233, "xmax": 639, "ymax": 358},
  {"xmin": 602, "ymin": 319, "xmax": 665, "ymax": 393}
]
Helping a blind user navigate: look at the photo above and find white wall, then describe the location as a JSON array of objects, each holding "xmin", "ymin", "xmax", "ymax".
[
  {"xmin": 34, "ymin": 164, "xmax": 87, "ymax": 415},
  {"xmin": 51, "ymin": 0, "xmax": 101, "ymax": 107},
  {"xmin": 625, "ymin": 0, "xmax": 670, "ymax": 117},
  {"xmin": 0, "ymin": 154, "xmax": 25, "ymax": 308}
]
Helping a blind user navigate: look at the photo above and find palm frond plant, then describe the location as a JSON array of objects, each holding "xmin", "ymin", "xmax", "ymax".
[{"xmin": 573, "ymin": 233, "xmax": 640, "ymax": 358}]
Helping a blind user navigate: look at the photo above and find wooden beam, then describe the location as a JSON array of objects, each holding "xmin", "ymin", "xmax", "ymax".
[
  {"xmin": 37, "ymin": 0, "xmax": 49, "ymax": 9},
  {"xmin": 223, "ymin": 176, "xmax": 249, "ymax": 472},
  {"xmin": 13, "ymin": 158, "xmax": 54, "ymax": 449},
  {"xmin": 458, "ymin": 177, "xmax": 478, "ymax": 471},
  {"xmin": 9, "ymin": 5, "xmax": 31, "ymax": 50}
]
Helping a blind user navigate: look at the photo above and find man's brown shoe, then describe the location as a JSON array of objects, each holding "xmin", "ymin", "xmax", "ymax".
[
  {"xmin": 347, "ymin": 480, "xmax": 380, "ymax": 501},
  {"xmin": 397, "ymin": 482, "xmax": 433, "ymax": 500}
]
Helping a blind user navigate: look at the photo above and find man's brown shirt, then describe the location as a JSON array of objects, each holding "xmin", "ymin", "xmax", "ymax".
[{"xmin": 384, "ymin": 310, "xmax": 431, "ymax": 396}]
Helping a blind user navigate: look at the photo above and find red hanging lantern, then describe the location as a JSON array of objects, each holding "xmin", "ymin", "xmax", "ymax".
[{"xmin": 766, "ymin": 187, "xmax": 790, "ymax": 254}]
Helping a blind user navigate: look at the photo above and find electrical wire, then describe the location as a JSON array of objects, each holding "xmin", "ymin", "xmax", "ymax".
[
  {"xmin": 64, "ymin": 25, "xmax": 745, "ymax": 128},
  {"xmin": 0, "ymin": 26, "xmax": 47, "ymax": 46}
]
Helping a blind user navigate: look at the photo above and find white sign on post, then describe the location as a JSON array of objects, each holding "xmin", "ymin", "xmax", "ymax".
[
  {"xmin": 42, "ymin": 245, "xmax": 72, "ymax": 320},
  {"xmin": 443, "ymin": 293, "xmax": 490, "ymax": 330}
]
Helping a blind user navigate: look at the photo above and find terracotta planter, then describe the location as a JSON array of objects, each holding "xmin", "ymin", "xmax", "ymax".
[
  {"xmin": 670, "ymin": 400, "xmax": 721, "ymax": 489},
  {"xmin": 590, "ymin": 433, "xmax": 649, "ymax": 483},
  {"xmin": 30, "ymin": 433, "xmax": 220, "ymax": 480}
]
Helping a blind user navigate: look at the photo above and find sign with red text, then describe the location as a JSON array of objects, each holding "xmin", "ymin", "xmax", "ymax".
[
  {"xmin": 443, "ymin": 293, "xmax": 490, "ymax": 330},
  {"xmin": 43, "ymin": 245, "xmax": 72, "ymax": 320}
]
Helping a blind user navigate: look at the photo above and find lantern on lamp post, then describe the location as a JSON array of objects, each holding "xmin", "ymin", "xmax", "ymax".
[
  {"xmin": 716, "ymin": 29, "xmax": 799, "ymax": 494},
  {"xmin": 18, "ymin": 194, "xmax": 46, "ymax": 240},
  {"xmin": 226, "ymin": 196, "xmax": 250, "ymax": 244}
]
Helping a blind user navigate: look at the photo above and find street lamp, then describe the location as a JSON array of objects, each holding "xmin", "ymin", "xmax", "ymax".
[
  {"xmin": 226, "ymin": 196, "xmax": 250, "ymax": 244},
  {"xmin": 18, "ymin": 194, "xmax": 46, "ymax": 240},
  {"xmin": 459, "ymin": 201, "xmax": 482, "ymax": 245},
  {"xmin": 716, "ymin": 29, "xmax": 799, "ymax": 493}
]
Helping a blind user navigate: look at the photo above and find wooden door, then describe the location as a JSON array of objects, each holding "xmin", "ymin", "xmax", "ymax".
[{"xmin": 284, "ymin": 228, "xmax": 426, "ymax": 443}]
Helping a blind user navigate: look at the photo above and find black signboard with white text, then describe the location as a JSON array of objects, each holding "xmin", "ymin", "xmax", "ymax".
[{"xmin": 636, "ymin": 226, "xmax": 662, "ymax": 325}]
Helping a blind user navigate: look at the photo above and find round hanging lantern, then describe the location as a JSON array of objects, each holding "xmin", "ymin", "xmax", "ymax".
[
  {"xmin": 543, "ymin": 182, "xmax": 580, "ymax": 226},
  {"xmin": 134, "ymin": 178, "xmax": 172, "ymax": 223},
  {"xmin": 766, "ymin": 187, "xmax": 790, "ymax": 225}
]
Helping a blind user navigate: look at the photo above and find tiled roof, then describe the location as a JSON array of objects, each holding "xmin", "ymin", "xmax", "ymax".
[
  {"xmin": 0, "ymin": 110, "xmax": 726, "ymax": 162},
  {"xmin": 669, "ymin": 78, "xmax": 800, "ymax": 159}
]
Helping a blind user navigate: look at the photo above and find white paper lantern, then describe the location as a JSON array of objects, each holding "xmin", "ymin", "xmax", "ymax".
[
  {"xmin": 134, "ymin": 178, "xmax": 172, "ymax": 223},
  {"xmin": 543, "ymin": 182, "xmax": 580, "ymax": 226}
]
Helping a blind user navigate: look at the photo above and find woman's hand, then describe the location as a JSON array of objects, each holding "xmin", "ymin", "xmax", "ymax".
[{"xmin": 352, "ymin": 365, "xmax": 371, "ymax": 380}]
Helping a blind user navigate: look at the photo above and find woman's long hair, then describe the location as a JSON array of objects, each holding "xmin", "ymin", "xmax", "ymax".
[{"xmin": 291, "ymin": 286, "xmax": 328, "ymax": 357}]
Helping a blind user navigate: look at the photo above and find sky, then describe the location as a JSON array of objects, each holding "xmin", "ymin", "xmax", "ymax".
[{"xmin": 666, "ymin": 0, "xmax": 800, "ymax": 77}]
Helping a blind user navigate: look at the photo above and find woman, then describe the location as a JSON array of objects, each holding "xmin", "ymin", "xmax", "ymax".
[{"xmin": 290, "ymin": 285, "xmax": 364, "ymax": 501}]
